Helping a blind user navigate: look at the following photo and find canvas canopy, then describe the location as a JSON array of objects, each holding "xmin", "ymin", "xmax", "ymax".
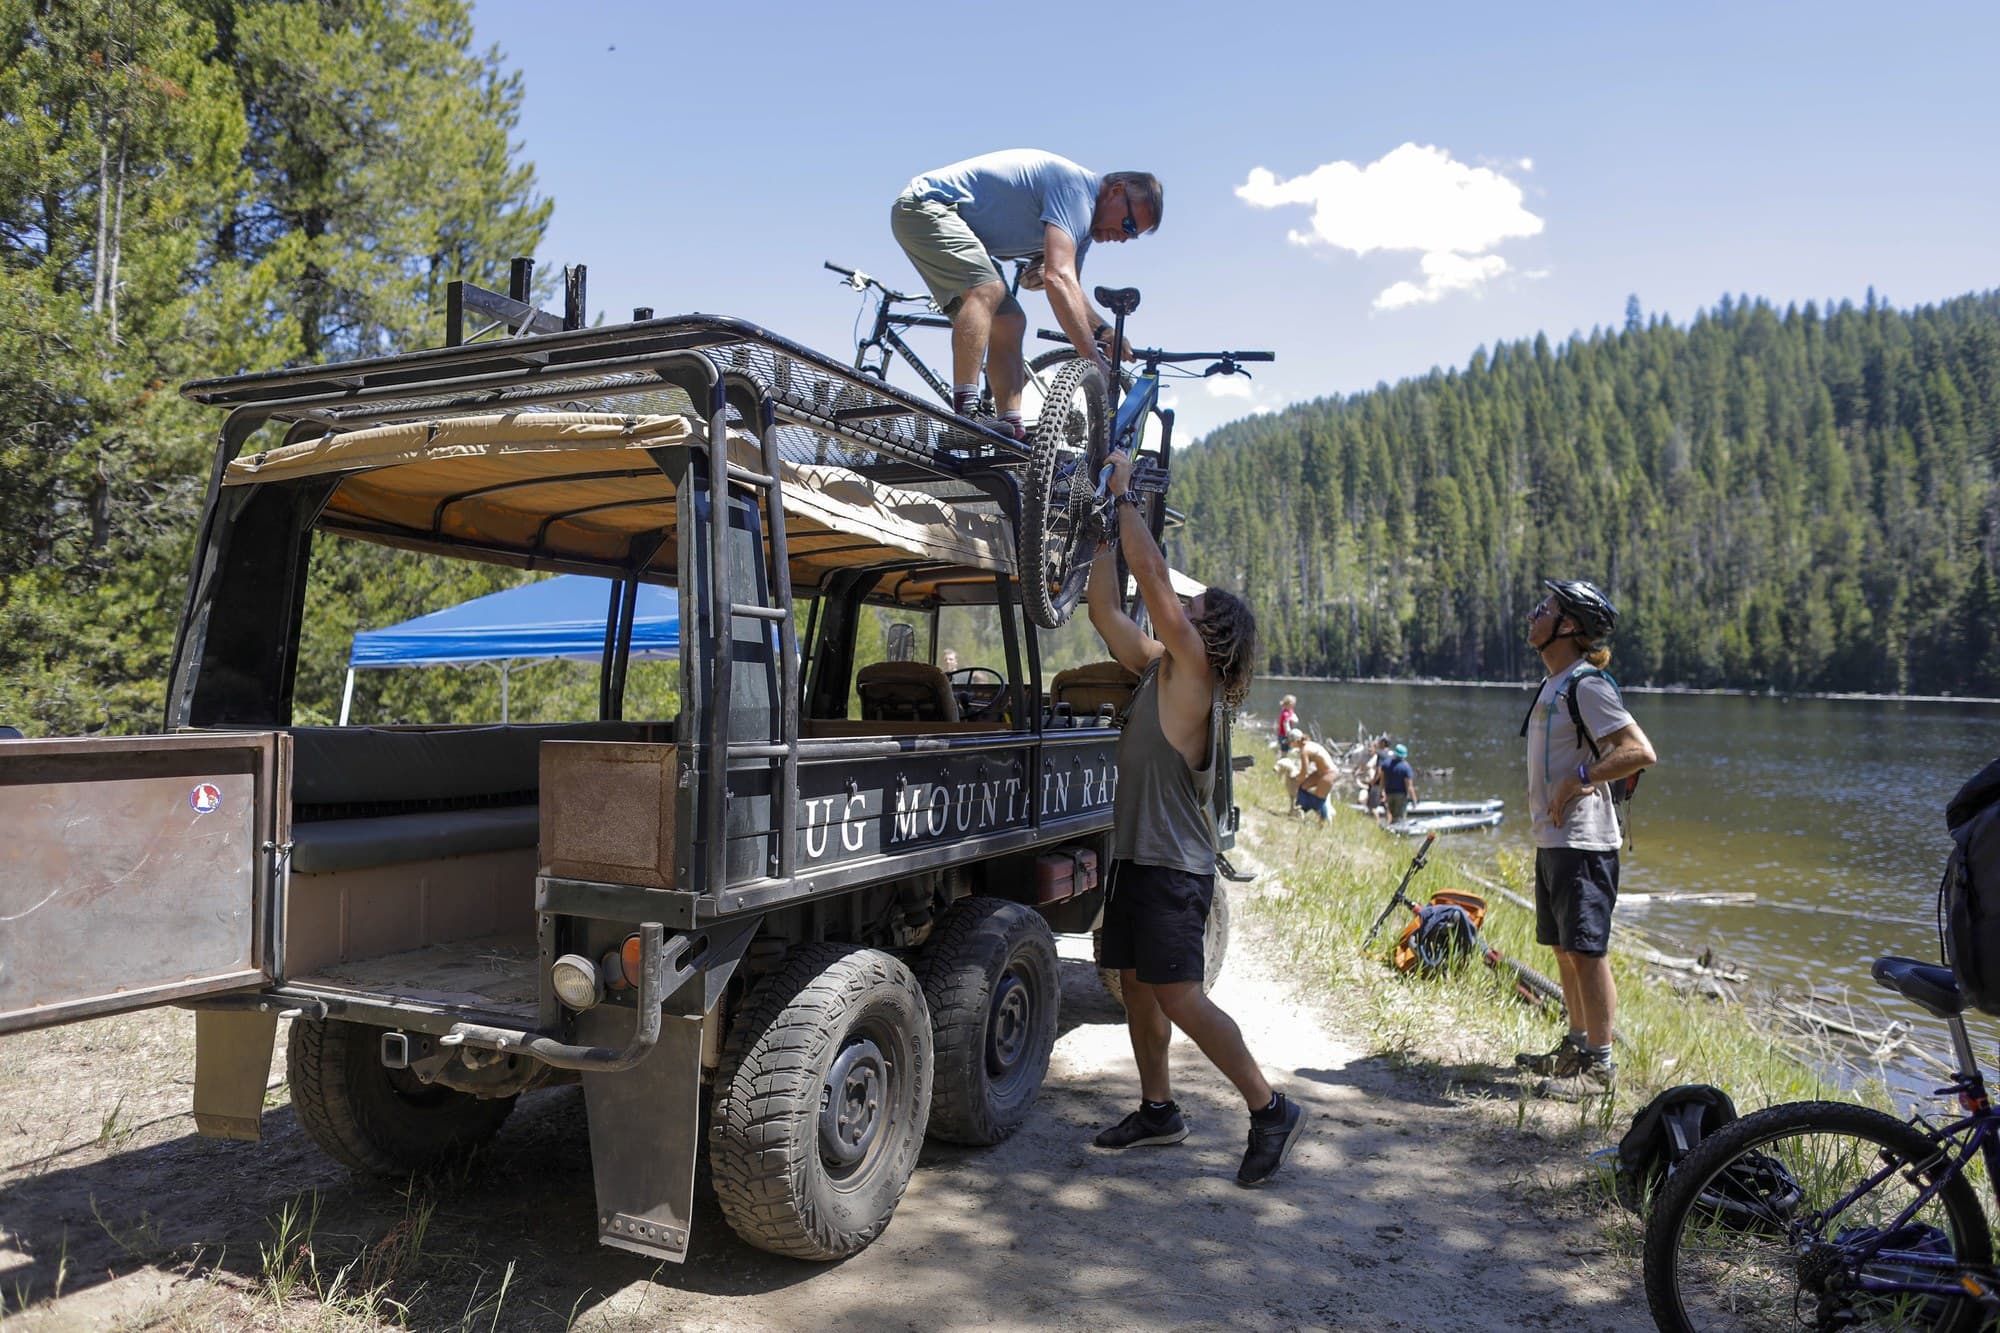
[
  {"xmin": 227, "ymin": 411, "xmax": 1015, "ymax": 605},
  {"xmin": 339, "ymin": 574, "xmax": 678, "ymax": 724}
]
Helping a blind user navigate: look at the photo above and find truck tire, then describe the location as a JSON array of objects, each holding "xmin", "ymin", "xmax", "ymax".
[
  {"xmin": 1094, "ymin": 879, "xmax": 1231, "ymax": 1009},
  {"xmin": 709, "ymin": 944, "xmax": 932, "ymax": 1261},
  {"xmin": 918, "ymin": 897, "xmax": 1059, "ymax": 1146},
  {"xmin": 286, "ymin": 1018, "xmax": 515, "ymax": 1176}
]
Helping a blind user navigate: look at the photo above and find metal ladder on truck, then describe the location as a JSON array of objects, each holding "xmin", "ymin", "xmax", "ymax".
[{"xmin": 698, "ymin": 389, "xmax": 800, "ymax": 898}]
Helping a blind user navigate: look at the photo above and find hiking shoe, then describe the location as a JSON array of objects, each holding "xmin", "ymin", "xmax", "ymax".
[
  {"xmin": 1236, "ymin": 1094, "xmax": 1306, "ymax": 1187},
  {"xmin": 1093, "ymin": 1102, "xmax": 1189, "ymax": 1149},
  {"xmin": 1514, "ymin": 1034, "xmax": 1585, "ymax": 1078},
  {"xmin": 1537, "ymin": 1061, "xmax": 1616, "ymax": 1102}
]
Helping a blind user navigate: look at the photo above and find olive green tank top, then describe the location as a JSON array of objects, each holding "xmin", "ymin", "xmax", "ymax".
[{"xmin": 1111, "ymin": 658, "xmax": 1221, "ymax": 875}]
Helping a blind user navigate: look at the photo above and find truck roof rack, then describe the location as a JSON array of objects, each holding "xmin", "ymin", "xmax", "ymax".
[{"xmin": 183, "ymin": 283, "xmax": 1030, "ymax": 488}]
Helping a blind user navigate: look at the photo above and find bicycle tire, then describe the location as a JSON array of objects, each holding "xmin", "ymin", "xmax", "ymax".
[
  {"xmin": 1643, "ymin": 1099, "xmax": 1992, "ymax": 1333},
  {"xmin": 1021, "ymin": 358, "xmax": 1107, "ymax": 630}
]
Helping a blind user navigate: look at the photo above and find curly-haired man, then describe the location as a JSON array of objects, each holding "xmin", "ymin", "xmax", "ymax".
[{"xmin": 1084, "ymin": 452, "xmax": 1305, "ymax": 1188}]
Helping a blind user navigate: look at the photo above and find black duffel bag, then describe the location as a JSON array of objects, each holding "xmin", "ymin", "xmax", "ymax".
[{"xmin": 1941, "ymin": 757, "xmax": 2000, "ymax": 1014}]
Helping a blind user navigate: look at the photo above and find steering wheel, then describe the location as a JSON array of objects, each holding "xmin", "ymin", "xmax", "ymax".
[{"xmin": 947, "ymin": 666, "xmax": 1009, "ymax": 722}]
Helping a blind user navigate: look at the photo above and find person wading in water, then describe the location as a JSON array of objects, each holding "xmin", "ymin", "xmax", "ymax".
[{"xmin": 1085, "ymin": 451, "xmax": 1306, "ymax": 1187}]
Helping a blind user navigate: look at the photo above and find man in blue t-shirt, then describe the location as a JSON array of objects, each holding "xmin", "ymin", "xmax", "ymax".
[
  {"xmin": 891, "ymin": 150, "xmax": 1163, "ymax": 438},
  {"xmin": 1380, "ymin": 743, "xmax": 1418, "ymax": 823}
]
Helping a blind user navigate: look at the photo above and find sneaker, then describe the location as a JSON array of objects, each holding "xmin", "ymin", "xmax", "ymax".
[
  {"xmin": 1236, "ymin": 1093, "xmax": 1306, "ymax": 1187},
  {"xmin": 1093, "ymin": 1102, "xmax": 1189, "ymax": 1149},
  {"xmin": 1514, "ymin": 1034, "xmax": 1585, "ymax": 1078},
  {"xmin": 1537, "ymin": 1060, "xmax": 1616, "ymax": 1102}
]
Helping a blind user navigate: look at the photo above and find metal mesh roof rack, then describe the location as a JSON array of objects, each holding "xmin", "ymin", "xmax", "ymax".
[{"xmin": 182, "ymin": 314, "xmax": 1032, "ymax": 484}]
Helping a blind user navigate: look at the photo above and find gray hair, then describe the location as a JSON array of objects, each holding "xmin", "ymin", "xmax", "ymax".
[{"xmin": 1103, "ymin": 172, "xmax": 1163, "ymax": 230}]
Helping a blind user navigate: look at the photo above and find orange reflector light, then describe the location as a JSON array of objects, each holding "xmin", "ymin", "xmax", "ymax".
[{"xmin": 621, "ymin": 934, "xmax": 644, "ymax": 989}]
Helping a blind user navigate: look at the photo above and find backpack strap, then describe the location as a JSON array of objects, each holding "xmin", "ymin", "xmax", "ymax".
[
  {"xmin": 1564, "ymin": 666, "xmax": 1623, "ymax": 762},
  {"xmin": 1518, "ymin": 676, "xmax": 1550, "ymax": 739}
]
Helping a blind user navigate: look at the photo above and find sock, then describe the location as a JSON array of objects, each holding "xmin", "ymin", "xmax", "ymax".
[
  {"xmin": 952, "ymin": 384, "xmax": 979, "ymax": 415},
  {"xmin": 1143, "ymin": 1099, "xmax": 1175, "ymax": 1115},
  {"xmin": 1251, "ymin": 1093, "xmax": 1286, "ymax": 1124},
  {"xmin": 1568, "ymin": 1028, "xmax": 1587, "ymax": 1047},
  {"xmin": 999, "ymin": 409, "xmax": 1024, "ymax": 440},
  {"xmin": 1584, "ymin": 1043, "xmax": 1614, "ymax": 1069}
]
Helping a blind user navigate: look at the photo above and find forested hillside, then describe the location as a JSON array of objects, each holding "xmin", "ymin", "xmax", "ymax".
[
  {"xmin": 1171, "ymin": 292, "xmax": 2000, "ymax": 694},
  {"xmin": 0, "ymin": 0, "xmax": 550, "ymax": 734}
]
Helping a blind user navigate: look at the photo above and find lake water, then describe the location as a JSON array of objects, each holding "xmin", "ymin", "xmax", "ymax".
[{"xmin": 1250, "ymin": 678, "xmax": 2000, "ymax": 1045}]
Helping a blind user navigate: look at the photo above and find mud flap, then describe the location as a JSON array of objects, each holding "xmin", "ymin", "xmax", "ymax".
[
  {"xmin": 578, "ymin": 1004, "xmax": 705, "ymax": 1262},
  {"xmin": 192, "ymin": 1008, "xmax": 278, "ymax": 1141}
]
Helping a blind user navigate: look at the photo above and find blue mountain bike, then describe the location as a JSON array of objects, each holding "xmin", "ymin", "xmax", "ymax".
[{"xmin": 1019, "ymin": 284, "xmax": 1272, "ymax": 629}]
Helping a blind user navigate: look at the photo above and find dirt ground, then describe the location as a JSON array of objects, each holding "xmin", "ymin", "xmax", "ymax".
[{"xmin": 0, "ymin": 854, "xmax": 1654, "ymax": 1331}]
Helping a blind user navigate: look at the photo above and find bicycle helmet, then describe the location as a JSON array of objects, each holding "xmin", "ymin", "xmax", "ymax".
[{"xmin": 1543, "ymin": 579, "xmax": 1619, "ymax": 640}]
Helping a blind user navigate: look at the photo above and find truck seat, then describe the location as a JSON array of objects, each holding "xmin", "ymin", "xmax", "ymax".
[
  {"xmin": 287, "ymin": 721, "xmax": 665, "ymax": 872},
  {"xmin": 1048, "ymin": 661, "xmax": 1140, "ymax": 724},
  {"xmin": 855, "ymin": 662, "xmax": 960, "ymax": 724}
]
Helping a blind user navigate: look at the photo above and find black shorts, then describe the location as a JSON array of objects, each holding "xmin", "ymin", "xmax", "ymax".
[
  {"xmin": 1534, "ymin": 846, "xmax": 1620, "ymax": 956},
  {"xmin": 1098, "ymin": 860, "xmax": 1214, "ymax": 986}
]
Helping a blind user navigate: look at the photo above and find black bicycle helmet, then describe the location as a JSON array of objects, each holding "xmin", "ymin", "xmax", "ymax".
[{"xmin": 1543, "ymin": 579, "xmax": 1618, "ymax": 639}]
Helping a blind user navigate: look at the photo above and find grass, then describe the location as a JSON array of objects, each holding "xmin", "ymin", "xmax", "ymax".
[{"xmin": 1236, "ymin": 762, "xmax": 1889, "ymax": 1232}]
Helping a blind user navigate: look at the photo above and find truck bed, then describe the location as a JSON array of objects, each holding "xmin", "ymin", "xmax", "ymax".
[{"xmin": 287, "ymin": 932, "xmax": 540, "ymax": 1024}]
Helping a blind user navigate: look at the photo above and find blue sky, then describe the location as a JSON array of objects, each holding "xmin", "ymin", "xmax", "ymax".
[{"xmin": 470, "ymin": 0, "xmax": 2000, "ymax": 440}]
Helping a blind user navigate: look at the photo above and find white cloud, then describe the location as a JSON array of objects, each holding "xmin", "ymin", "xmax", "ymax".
[
  {"xmin": 1204, "ymin": 375, "xmax": 1254, "ymax": 399},
  {"xmin": 1236, "ymin": 143, "xmax": 1544, "ymax": 311}
]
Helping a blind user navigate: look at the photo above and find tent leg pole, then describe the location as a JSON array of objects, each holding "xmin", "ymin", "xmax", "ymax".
[
  {"xmin": 501, "ymin": 663, "xmax": 510, "ymax": 723},
  {"xmin": 339, "ymin": 668, "xmax": 356, "ymax": 726}
]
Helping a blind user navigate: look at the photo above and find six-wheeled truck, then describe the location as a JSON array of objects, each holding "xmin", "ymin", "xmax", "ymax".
[{"xmin": 0, "ymin": 266, "xmax": 1245, "ymax": 1263}]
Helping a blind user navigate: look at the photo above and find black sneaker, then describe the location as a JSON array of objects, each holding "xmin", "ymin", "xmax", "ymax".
[
  {"xmin": 1236, "ymin": 1094, "xmax": 1306, "ymax": 1187},
  {"xmin": 1093, "ymin": 1102, "xmax": 1189, "ymax": 1149}
]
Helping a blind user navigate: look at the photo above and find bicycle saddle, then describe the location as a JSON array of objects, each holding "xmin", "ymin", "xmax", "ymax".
[
  {"xmin": 1872, "ymin": 955, "xmax": 1968, "ymax": 1019},
  {"xmin": 1094, "ymin": 286, "xmax": 1141, "ymax": 316}
]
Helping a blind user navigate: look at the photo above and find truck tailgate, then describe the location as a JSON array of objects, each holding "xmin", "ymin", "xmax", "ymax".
[{"xmin": 0, "ymin": 732, "xmax": 285, "ymax": 1034}]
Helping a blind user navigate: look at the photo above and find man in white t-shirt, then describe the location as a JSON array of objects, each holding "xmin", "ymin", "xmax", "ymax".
[{"xmin": 1513, "ymin": 579, "xmax": 1656, "ymax": 1101}]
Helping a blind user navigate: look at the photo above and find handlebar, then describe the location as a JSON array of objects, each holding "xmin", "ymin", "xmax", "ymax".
[
  {"xmin": 1035, "ymin": 329, "xmax": 1276, "ymax": 372},
  {"xmin": 825, "ymin": 260, "xmax": 926, "ymax": 304}
]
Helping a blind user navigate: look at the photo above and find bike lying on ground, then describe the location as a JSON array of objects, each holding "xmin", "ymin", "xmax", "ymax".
[
  {"xmin": 1642, "ymin": 954, "xmax": 2000, "ymax": 1332},
  {"xmin": 1020, "ymin": 284, "xmax": 1273, "ymax": 629}
]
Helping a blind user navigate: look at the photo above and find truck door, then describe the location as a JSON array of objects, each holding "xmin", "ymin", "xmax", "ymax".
[{"xmin": 0, "ymin": 732, "xmax": 285, "ymax": 1034}]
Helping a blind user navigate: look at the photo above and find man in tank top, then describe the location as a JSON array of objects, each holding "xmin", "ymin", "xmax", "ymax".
[{"xmin": 1084, "ymin": 451, "xmax": 1306, "ymax": 1188}]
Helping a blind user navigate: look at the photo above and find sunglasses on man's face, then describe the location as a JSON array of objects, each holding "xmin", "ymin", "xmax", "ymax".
[
  {"xmin": 1121, "ymin": 197, "xmax": 1139, "ymax": 238},
  {"xmin": 1529, "ymin": 599, "xmax": 1556, "ymax": 620}
]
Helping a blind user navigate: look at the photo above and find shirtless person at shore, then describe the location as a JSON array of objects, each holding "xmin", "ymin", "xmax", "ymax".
[
  {"xmin": 1288, "ymin": 728, "xmax": 1337, "ymax": 824},
  {"xmin": 1086, "ymin": 451, "xmax": 1306, "ymax": 1187}
]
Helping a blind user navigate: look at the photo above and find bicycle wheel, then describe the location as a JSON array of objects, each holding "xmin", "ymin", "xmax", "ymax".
[
  {"xmin": 1020, "ymin": 358, "xmax": 1107, "ymax": 630},
  {"xmin": 1644, "ymin": 1100, "xmax": 1992, "ymax": 1333}
]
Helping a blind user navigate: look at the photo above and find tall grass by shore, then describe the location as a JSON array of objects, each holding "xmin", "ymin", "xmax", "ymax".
[{"xmin": 1237, "ymin": 763, "xmax": 1873, "ymax": 1122}]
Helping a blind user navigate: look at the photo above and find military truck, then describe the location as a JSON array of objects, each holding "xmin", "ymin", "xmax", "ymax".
[{"xmin": 0, "ymin": 267, "xmax": 1244, "ymax": 1264}]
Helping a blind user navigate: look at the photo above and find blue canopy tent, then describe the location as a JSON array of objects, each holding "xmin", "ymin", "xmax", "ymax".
[{"xmin": 340, "ymin": 575, "xmax": 680, "ymax": 724}]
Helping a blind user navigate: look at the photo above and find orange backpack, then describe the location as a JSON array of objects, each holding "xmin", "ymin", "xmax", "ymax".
[{"xmin": 1392, "ymin": 890, "xmax": 1489, "ymax": 974}]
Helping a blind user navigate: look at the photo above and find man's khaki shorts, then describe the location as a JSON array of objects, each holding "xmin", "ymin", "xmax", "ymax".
[{"xmin": 890, "ymin": 193, "xmax": 1006, "ymax": 314}]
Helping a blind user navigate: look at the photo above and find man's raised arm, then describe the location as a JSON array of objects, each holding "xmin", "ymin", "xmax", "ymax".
[
  {"xmin": 1087, "ymin": 541, "xmax": 1160, "ymax": 673},
  {"xmin": 1109, "ymin": 456, "xmax": 1204, "ymax": 672}
]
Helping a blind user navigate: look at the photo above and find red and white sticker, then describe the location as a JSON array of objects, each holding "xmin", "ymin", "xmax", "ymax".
[{"xmin": 189, "ymin": 783, "xmax": 223, "ymax": 815}]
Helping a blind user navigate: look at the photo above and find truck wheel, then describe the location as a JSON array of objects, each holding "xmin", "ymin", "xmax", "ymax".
[
  {"xmin": 918, "ymin": 897, "xmax": 1059, "ymax": 1146},
  {"xmin": 709, "ymin": 944, "xmax": 932, "ymax": 1261},
  {"xmin": 1094, "ymin": 880, "xmax": 1232, "ymax": 1009},
  {"xmin": 286, "ymin": 1018, "xmax": 515, "ymax": 1176}
]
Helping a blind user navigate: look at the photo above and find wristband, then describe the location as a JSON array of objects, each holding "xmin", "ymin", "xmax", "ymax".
[
  {"xmin": 1092, "ymin": 321, "xmax": 1112, "ymax": 340},
  {"xmin": 1577, "ymin": 762, "xmax": 1591, "ymax": 784},
  {"xmin": 1115, "ymin": 489, "xmax": 1143, "ymax": 508}
]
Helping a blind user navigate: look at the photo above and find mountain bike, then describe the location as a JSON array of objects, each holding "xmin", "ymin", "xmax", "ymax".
[
  {"xmin": 825, "ymin": 259, "xmax": 1075, "ymax": 427},
  {"xmin": 1642, "ymin": 953, "xmax": 2000, "ymax": 1331},
  {"xmin": 1019, "ymin": 283, "xmax": 1273, "ymax": 630}
]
